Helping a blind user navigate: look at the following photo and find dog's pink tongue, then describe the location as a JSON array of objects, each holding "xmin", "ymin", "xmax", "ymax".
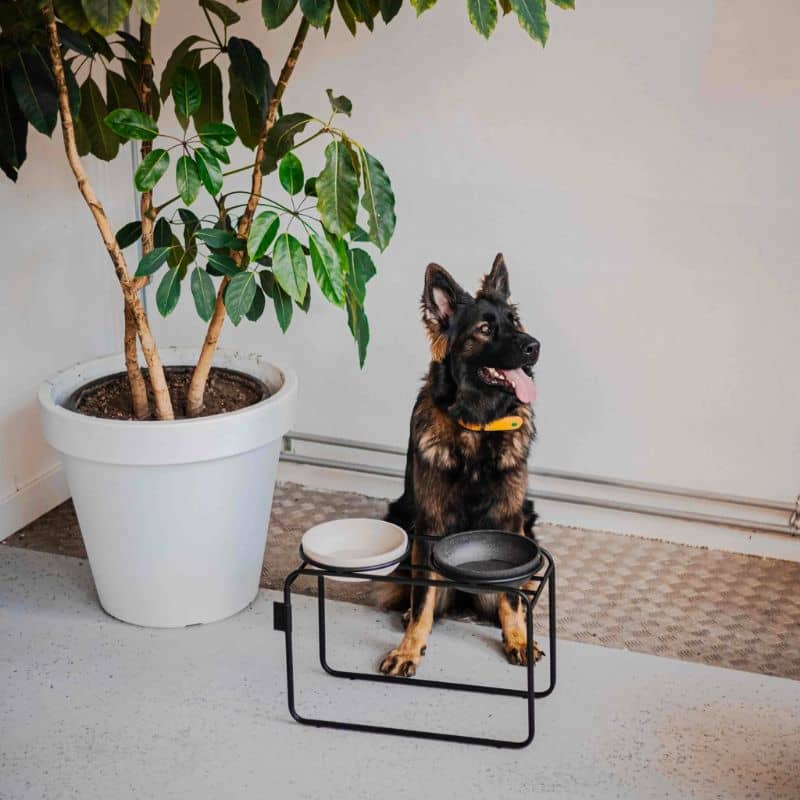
[{"xmin": 500, "ymin": 368, "xmax": 536, "ymax": 405}]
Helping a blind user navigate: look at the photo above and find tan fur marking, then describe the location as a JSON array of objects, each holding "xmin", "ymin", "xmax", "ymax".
[
  {"xmin": 499, "ymin": 591, "xmax": 543, "ymax": 665},
  {"xmin": 379, "ymin": 586, "xmax": 437, "ymax": 677},
  {"xmin": 429, "ymin": 333, "xmax": 448, "ymax": 362}
]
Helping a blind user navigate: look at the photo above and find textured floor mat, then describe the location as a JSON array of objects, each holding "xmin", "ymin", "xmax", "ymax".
[{"xmin": 4, "ymin": 481, "xmax": 799, "ymax": 680}]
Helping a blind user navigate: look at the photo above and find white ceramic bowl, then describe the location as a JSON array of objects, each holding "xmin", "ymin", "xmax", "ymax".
[{"xmin": 301, "ymin": 518, "xmax": 408, "ymax": 582}]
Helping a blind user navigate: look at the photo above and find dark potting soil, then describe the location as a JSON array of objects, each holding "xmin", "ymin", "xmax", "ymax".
[{"xmin": 66, "ymin": 366, "xmax": 269, "ymax": 420}]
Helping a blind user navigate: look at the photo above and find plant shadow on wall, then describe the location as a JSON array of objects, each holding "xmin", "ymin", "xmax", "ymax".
[{"xmin": 0, "ymin": 0, "xmax": 574, "ymax": 420}]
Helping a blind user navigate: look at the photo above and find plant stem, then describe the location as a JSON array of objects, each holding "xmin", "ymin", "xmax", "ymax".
[
  {"xmin": 43, "ymin": 2, "xmax": 174, "ymax": 421},
  {"xmin": 125, "ymin": 17, "xmax": 157, "ymax": 419},
  {"xmin": 185, "ymin": 16, "xmax": 311, "ymax": 417}
]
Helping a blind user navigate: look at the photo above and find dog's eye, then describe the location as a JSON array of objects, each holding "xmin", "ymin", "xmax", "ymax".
[{"xmin": 477, "ymin": 322, "xmax": 492, "ymax": 336}]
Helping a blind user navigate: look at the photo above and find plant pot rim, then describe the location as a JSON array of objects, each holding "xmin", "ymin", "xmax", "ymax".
[{"xmin": 39, "ymin": 347, "xmax": 297, "ymax": 466}]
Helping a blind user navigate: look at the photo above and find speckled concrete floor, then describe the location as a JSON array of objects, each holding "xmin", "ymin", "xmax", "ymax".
[
  {"xmin": 1, "ymin": 547, "xmax": 798, "ymax": 800},
  {"xmin": 5, "ymin": 483, "xmax": 800, "ymax": 680}
]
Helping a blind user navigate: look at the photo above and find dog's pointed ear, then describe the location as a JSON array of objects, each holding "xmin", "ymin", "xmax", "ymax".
[
  {"xmin": 421, "ymin": 263, "xmax": 469, "ymax": 361},
  {"xmin": 478, "ymin": 253, "xmax": 510, "ymax": 300}
]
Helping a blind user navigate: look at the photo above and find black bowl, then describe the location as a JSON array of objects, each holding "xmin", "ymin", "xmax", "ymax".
[{"xmin": 432, "ymin": 530, "xmax": 542, "ymax": 590}]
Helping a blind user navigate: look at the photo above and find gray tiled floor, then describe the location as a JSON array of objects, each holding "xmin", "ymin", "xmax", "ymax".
[{"xmin": 1, "ymin": 547, "xmax": 799, "ymax": 800}]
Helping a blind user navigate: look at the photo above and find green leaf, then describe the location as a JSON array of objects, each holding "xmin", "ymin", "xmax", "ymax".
[
  {"xmin": 228, "ymin": 70, "xmax": 265, "ymax": 149},
  {"xmin": 194, "ymin": 147, "xmax": 222, "ymax": 196},
  {"xmin": 172, "ymin": 66, "xmax": 201, "ymax": 126},
  {"xmin": 156, "ymin": 266, "xmax": 182, "ymax": 316},
  {"xmin": 325, "ymin": 88, "xmax": 352, "ymax": 116},
  {"xmin": 358, "ymin": 148, "xmax": 395, "ymax": 251},
  {"xmin": 0, "ymin": 68, "xmax": 28, "ymax": 182},
  {"xmin": 193, "ymin": 62, "xmax": 223, "ymax": 130},
  {"xmin": 58, "ymin": 23, "xmax": 93, "ymax": 56},
  {"xmin": 278, "ymin": 152, "xmax": 304, "ymax": 195},
  {"xmin": 379, "ymin": 0, "xmax": 402, "ymax": 22},
  {"xmin": 549, "ymin": 0, "xmax": 573, "ymax": 8},
  {"xmin": 262, "ymin": 0, "xmax": 297, "ymax": 28},
  {"xmin": 499, "ymin": 0, "xmax": 511, "ymax": 12},
  {"xmin": 199, "ymin": 121, "xmax": 236, "ymax": 146},
  {"xmin": 316, "ymin": 140, "xmax": 358, "ymax": 237},
  {"xmin": 177, "ymin": 207, "xmax": 201, "ymax": 242},
  {"xmin": 196, "ymin": 228, "xmax": 239, "ymax": 248},
  {"xmin": 176, "ymin": 154, "xmax": 200, "ymax": 205},
  {"xmin": 347, "ymin": 0, "xmax": 375, "ymax": 28},
  {"xmin": 345, "ymin": 246, "xmax": 376, "ymax": 307},
  {"xmin": 247, "ymin": 210, "xmax": 280, "ymax": 260},
  {"xmin": 350, "ymin": 223, "xmax": 370, "ymax": 242},
  {"xmin": 299, "ymin": 0, "xmax": 332, "ymax": 27},
  {"xmin": 153, "ymin": 217, "xmax": 172, "ymax": 248},
  {"xmin": 259, "ymin": 270, "xmax": 275, "ymax": 297},
  {"xmin": 225, "ymin": 270, "xmax": 257, "ymax": 325},
  {"xmin": 468, "ymin": 0, "xmax": 497, "ymax": 38},
  {"xmin": 159, "ymin": 36, "xmax": 202, "ymax": 100},
  {"xmin": 135, "ymin": 246, "xmax": 171, "ymax": 277},
  {"xmin": 509, "ymin": 0, "xmax": 548, "ymax": 45},
  {"xmin": 346, "ymin": 293, "xmax": 369, "ymax": 367},
  {"xmin": 200, "ymin": 0, "xmax": 241, "ymax": 25},
  {"xmin": 207, "ymin": 252, "xmax": 240, "ymax": 276},
  {"xmin": 246, "ymin": 285, "xmax": 266, "ymax": 321},
  {"xmin": 190, "ymin": 267, "xmax": 216, "ymax": 321},
  {"xmin": 134, "ymin": 148, "xmax": 169, "ymax": 191},
  {"xmin": 133, "ymin": 0, "xmax": 160, "ymax": 23},
  {"xmin": 64, "ymin": 59, "xmax": 82, "ymax": 120},
  {"xmin": 79, "ymin": 77, "xmax": 119, "ymax": 160},
  {"xmin": 262, "ymin": 112, "xmax": 311, "ymax": 173},
  {"xmin": 336, "ymin": 0, "xmax": 357, "ymax": 34},
  {"xmin": 105, "ymin": 70, "xmax": 139, "ymax": 116},
  {"xmin": 297, "ymin": 284, "xmax": 311, "ymax": 312},
  {"xmin": 115, "ymin": 30, "xmax": 145, "ymax": 61},
  {"xmin": 304, "ymin": 176, "xmax": 317, "ymax": 197},
  {"xmin": 410, "ymin": 0, "xmax": 436, "ymax": 16},
  {"xmin": 9, "ymin": 51, "xmax": 57, "ymax": 137},
  {"xmin": 115, "ymin": 220, "xmax": 141, "ymax": 248},
  {"xmin": 104, "ymin": 108, "xmax": 158, "ymax": 140},
  {"xmin": 55, "ymin": 0, "xmax": 91, "ymax": 33},
  {"xmin": 81, "ymin": 0, "xmax": 132, "ymax": 34},
  {"xmin": 309, "ymin": 232, "xmax": 345, "ymax": 307},
  {"xmin": 272, "ymin": 232, "xmax": 308, "ymax": 303},
  {"xmin": 227, "ymin": 37, "xmax": 269, "ymax": 110},
  {"xmin": 272, "ymin": 281, "xmax": 293, "ymax": 332}
]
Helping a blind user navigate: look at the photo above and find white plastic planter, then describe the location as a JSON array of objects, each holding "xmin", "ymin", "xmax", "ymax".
[{"xmin": 39, "ymin": 348, "xmax": 297, "ymax": 628}]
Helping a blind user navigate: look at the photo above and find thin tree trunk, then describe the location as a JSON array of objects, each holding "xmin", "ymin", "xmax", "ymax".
[
  {"xmin": 43, "ymin": 3, "xmax": 174, "ymax": 420},
  {"xmin": 124, "ymin": 18, "xmax": 156, "ymax": 419},
  {"xmin": 125, "ymin": 303, "xmax": 150, "ymax": 418},
  {"xmin": 185, "ymin": 17, "xmax": 311, "ymax": 417}
]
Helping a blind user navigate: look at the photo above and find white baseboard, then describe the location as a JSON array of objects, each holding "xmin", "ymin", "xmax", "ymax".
[{"xmin": 0, "ymin": 465, "xmax": 70, "ymax": 541}]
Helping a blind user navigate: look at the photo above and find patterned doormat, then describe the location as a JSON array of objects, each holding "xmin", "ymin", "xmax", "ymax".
[{"xmin": 4, "ymin": 482, "xmax": 799, "ymax": 681}]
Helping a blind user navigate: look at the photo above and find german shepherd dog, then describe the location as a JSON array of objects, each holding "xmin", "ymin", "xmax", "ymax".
[{"xmin": 380, "ymin": 254, "xmax": 541, "ymax": 677}]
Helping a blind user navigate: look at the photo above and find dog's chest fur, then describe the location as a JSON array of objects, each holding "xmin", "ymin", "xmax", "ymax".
[{"xmin": 410, "ymin": 391, "xmax": 534, "ymax": 535}]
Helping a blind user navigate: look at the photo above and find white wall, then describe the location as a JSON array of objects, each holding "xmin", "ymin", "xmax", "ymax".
[
  {"xmin": 0, "ymin": 134, "xmax": 133, "ymax": 534},
  {"xmin": 149, "ymin": 0, "xmax": 800, "ymax": 502},
  {"xmin": 2, "ymin": 1, "xmax": 798, "ymax": 542}
]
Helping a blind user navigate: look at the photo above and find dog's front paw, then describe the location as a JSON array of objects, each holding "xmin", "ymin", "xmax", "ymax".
[
  {"xmin": 502, "ymin": 632, "xmax": 544, "ymax": 666},
  {"xmin": 379, "ymin": 647, "xmax": 425, "ymax": 677}
]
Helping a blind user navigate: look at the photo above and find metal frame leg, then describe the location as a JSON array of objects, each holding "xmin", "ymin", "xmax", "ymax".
[{"xmin": 275, "ymin": 549, "xmax": 557, "ymax": 748}]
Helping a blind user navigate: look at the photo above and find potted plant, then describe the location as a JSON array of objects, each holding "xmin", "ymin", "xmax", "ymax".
[{"xmin": 0, "ymin": 0, "xmax": 572, "ymax": 627}]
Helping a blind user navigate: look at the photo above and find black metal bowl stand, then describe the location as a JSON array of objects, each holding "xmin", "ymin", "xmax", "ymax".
[{"xmin": 273, "ymin": 533, "xmax": 557, "ymax": 749}]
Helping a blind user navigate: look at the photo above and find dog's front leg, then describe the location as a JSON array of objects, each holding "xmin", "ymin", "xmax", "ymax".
[
  {"xmin": 498, "ymin": 591, "xmax": 543, "ymax": 665},
  {"xmin": 379, "ymin": 541, "xmax": 436, "ymax": 677}
]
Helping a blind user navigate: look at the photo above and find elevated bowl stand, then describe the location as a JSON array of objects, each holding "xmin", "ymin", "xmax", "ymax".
[{"xmin": 273, "ymin": 533, "xmax": 557, "ymax": 749}]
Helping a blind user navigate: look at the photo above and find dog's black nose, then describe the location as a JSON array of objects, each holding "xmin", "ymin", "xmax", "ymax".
[{"xmin": 519, "ymin": 336, "xmax": 540, "ymax": 359}]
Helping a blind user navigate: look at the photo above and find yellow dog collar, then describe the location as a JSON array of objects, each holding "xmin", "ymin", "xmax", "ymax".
[{"xmin": 458, "ymin": 415, "xmax": 524, "ymax": 432}]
